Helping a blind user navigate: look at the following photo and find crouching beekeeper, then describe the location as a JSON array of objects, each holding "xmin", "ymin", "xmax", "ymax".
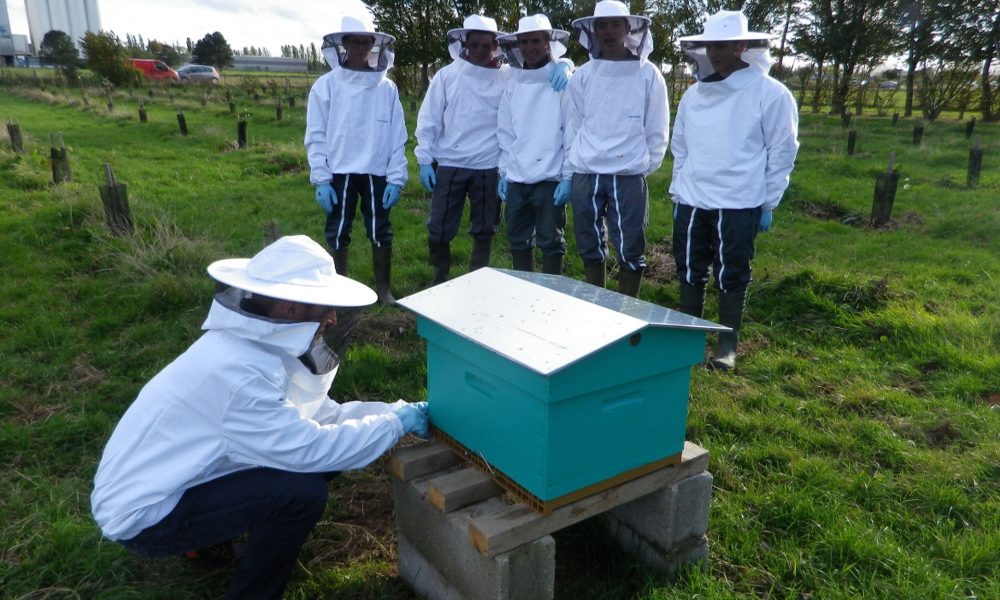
[{"xmin": 91, "ymin": 235, "xmax": 429, "ymax": 599}]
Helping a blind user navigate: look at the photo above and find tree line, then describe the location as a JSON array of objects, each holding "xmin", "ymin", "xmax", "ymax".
[{"xmin": 34, "ymin": 1, "xmax": 1000, "ymax": 120}]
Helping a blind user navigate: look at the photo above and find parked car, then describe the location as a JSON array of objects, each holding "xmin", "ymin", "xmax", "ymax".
[
  {"xmin": 877, "ymin": 80, "xmax": 899, "ymax": 90},
  {"xmin": 177, "ymin": 64, "xmax": 220, "ymax": 84},
  {"xmin": 130, "ymin": 58, "xmax": 179, "ymax": 81}
]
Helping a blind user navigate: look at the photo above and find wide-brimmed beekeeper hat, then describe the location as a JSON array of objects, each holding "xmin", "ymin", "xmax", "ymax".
[
  {"xmin": 321, "ymin": 14, "xmax": 395, "ymax": 71},
  {"xmin": 446, "ymin": 14, "xmax": 506, "ymax": 61},
  {"xmin": 678, "ymin": 10, "xmax": 771, "ymax": 43},
  {"xmin": 497, "ymin": 14, "xmax": 569, "ymax": 67},
  {"xmin": 571, "ymin": 0, "xmax": 652, "ymax": 60},
  {"xmin": 208, "ymin": 235, "xmax": 377, "ymax": 307}
]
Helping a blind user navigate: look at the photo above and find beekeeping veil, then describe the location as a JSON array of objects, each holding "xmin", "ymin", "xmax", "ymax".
[
  {"xmin": 497, "ymin": 14, "xmax": 569, "ymax": 69},
  {"xmin": 678, "ymin": 10, "xmax": 773, "ymax": 81},
  {"xmin": 321, "ymin": 14, "xmax": 396, "ymax": 72},
  {"xmin": 571, "ymin": 0, "xmax": 652, "ymax": 61},
  {"xmin": 446, "ymin": 14, "xmax": 506, "ymax": 62}
]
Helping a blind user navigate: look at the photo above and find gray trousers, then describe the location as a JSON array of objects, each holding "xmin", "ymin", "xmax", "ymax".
[
  {"xmin": 425, "ymin": 165, "xmax": 501, "ymax": 244},
  {"xmin": 505, "ymin": 180, "xmax": 566, "ymax": 256},
  {"xmin": 570, "ymin": 173, "xmax": 648, "ymax": 269}
]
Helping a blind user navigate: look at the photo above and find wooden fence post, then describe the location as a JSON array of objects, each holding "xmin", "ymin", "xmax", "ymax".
[
  {"xmin": 176, "ymin": 111, "xmax": 188, "ymax": 136},
  {"xmin": 965, "ymin": 118, "xmax": 976, "ymax": 140},
  {"xmin": 263, "ymin": 220, "xmax": 281, "ymax": 247},
  {"xmin": 847, "ymin": 127, "xmax": 857, "ymax": 155},
  {"xmin": 237, "ymin": 113, "xmax": 248, "ymax": 149},
  {"xmin": 912, "ymin": 122, "xmax": 924, "ymax": 146},
  {"xmin": 891, "ymin": 112, "xmax": 899, "ymax": 126},
  {"xmin": 967, "ymin": 139, "xmax": 983, "ymax": 188},
  {"xmin": 50, "ymin": 132, "xmax": 72, "ymax": 184},
  {"xmin": 275, "ymin": 98, "xmax": 283, "ymax": 121},
  {"xmin": 7, "ymin": 121, "xmax": 24, "ymax": 153},
  {"xmin": 99, "ymin": 163, "xmax": 134, "ymax": 236},
  {"xmin": 871, "ymin": 153, "xmax": 899, "ymax": 228},
  {"xmin": 138, "ymin": 99, "xmax": 147, "ymax": 123}
]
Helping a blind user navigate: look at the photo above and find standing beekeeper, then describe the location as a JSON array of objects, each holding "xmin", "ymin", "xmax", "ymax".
[
  {"xmin": 91, "ymin": 235, "xmax": 429, "ymax": 599},
  {"xmin": 670, "ymin": 10, "xmax": 799, "ymax": 370},
  {"xmin": 563, "ymin": 0, "xmax": 669, "ymax": 297},
  {"xmin": 305, "ymin": 12, "xmax": 407, "ymax": 305},
  {"xmin": 496, "ymin": 14, "xmax": 573, "ymax": 275},
  {"xmin": 415, "ymin": 14, "xmax": 570, "ymax": 284}
]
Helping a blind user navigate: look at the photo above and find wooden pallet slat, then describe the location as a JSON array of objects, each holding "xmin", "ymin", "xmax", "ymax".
[{"xmin": 427, "ymin": 466, "xmax": 504, "ymax": 513}]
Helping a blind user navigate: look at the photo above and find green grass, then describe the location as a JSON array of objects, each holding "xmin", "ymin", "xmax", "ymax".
[{"xmin": 0, "ymin": 78, "xmax": 997, "ymax": 600}]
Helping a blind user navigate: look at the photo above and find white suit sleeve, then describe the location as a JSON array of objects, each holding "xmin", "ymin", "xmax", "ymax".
[
  {"xmin": 496, "ymin": 87, "xmax": 514, "ymax": 178},
  {"xmin": 669, "ymin": 97, "xmax": 688, "ymax": 198},
  {"xmin": 644, "ymin": 69, "xmax": 670, "ymax": 176},
  {"xmin": 222, "ymin": 374, "xmax": 404, "ymax": 473},
  {"xmin": 562, "ymin": 75, "xmax": 583, "ymax": 181},
  {"xmin": 304, "ymin": 80, "xmax": 333, "ymax": 185},
  {"xmin": 414, "ymin": 73, "xmax": 447, "ymax": 166},
  {"xmin": 761, "ymin": 88, "xmax": 800, "ymax": 210},
  {"xmin": 387, "ymin": 89, "xmax": 409, "ymax": 187}
]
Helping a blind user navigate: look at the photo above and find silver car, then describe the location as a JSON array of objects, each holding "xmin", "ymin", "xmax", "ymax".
[{"xmin": 177, "ymin": 64, "xmax": 220, "ymax": 84}]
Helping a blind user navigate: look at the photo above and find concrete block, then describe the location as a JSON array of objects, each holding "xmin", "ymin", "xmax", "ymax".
[
  {"xmin": 393, "ymin": 474, "xmax": 556, "ymax": 600},
  {"xmin": 605, "ymin": 471, "xmax": 713, "ymax": 551}
]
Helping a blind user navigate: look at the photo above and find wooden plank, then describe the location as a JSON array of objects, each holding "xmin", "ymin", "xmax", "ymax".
[
  {"xmin": 468, "ymin": 442, "xmax": 709, "ymax": 557},
  {"xmin": 428, "ymin": 467, "xmax": 504, "ymax": 513},
  {"xmin": 388, "ymin": 441, "xmax": 461, "ymax": 482}
]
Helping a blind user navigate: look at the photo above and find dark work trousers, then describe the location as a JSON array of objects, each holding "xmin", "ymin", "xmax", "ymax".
[
  {"xmin": 671, "ymin": 203, "xmax": 761, "ymax": 293},
  {"xmin": 570, "ymin": 173, "xmax": 648, "ymax": 269},
  {"xmin": 425, "ymin": 165, "xmax": 501, "ymax": 244},
  {"xmin": 505, "ymin": 180, "xmax": 566, "ymax": 256},
  {"xmin": 324, "ymin": 173, "xmax": 393, "ymax": 251},
  {"xmin": 120, "ymin": 468, "xmax": 331, "ymax": 600}
]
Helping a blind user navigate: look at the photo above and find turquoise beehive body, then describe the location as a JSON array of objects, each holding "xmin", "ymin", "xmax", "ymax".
[{"xmin": 398, "ymin": 269, "xmax": 726, "ymax": 506}]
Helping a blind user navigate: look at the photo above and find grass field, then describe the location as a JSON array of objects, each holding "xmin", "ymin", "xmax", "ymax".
[{"xmin": 0, "ymin": 78, "xmax": 998, "ymax": 600}]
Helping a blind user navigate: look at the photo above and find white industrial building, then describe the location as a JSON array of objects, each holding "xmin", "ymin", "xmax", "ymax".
[
  {"xmin": 24, "ymin": 0, "xmax": 101, "ymax": 51},
  {"xmin": 0, "ymin": 0, "xmax": 31, "ymax": 65}
]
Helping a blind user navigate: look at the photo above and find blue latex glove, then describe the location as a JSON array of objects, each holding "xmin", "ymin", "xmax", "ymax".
[
  {"xmin": 759, "ymin": 208, "xmax": 773, "ymax": 233},
  {"xmin": 394, "ymin": 401, "xmax": 429, "ymax": 439},
  {"xmin": 419, "ymin": 164, "xmax": 436, "ymax": 192},
  {"xmin": 553, "ymin": 179, "xmax": 571, "ymax": 206},
  {"xmin": 315, "ymin": 183, "xmax": 337, "ymax": 213},
  {"xmin": 549, "ymin": 61, "xmax": 571, "ymax": 92},
  {"xmin": 497, "ymin": 175, "xmax": 508, "ymax": 202},
  {"xmin": 382, "ymin": 183, "xmax": 401, "ymax": 209}
]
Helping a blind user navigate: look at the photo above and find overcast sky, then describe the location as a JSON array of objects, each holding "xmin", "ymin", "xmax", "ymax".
[{"xmin": 7, "ymin": 0, "xmax": 373, "ymax": 54}]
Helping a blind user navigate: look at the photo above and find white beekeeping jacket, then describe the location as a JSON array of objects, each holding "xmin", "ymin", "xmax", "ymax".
[
  {"xmin": 497, "ymin": 61, "xmax": 570, "ymax": 184},
  {"xmin": 414, "ymin": 58, "xmax": 511, "ymax": 170}
]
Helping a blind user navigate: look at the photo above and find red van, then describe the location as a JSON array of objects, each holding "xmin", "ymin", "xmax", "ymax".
[{"xmin": 130, "ymin": 58, "xmax": 179, "ymax": 81}]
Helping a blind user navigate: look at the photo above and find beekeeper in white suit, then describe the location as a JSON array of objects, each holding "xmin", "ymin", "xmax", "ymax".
[
  {"xmin": 305, "ymin": 13, "xmax": 408, "ymax": 306},
  {"xmin": 416, "ymin": 14, "xmax": 570, "ymax": 284},
  {"xmin": 670, "ymin": 10, "xmax": 799, "ymax": 370},
  {"xmin": 91, "ymin": 235, "xmax": 428, "ymax": 600},
  {"xmin": 563, "ymin": 0, "xmax": 669, "ymax": 297},
  {"xmin": 496, "ymin": 14, "xmax": 573, "ymax": 275}
]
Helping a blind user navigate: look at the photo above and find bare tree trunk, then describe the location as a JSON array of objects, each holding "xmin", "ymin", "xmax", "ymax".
[
  {"xmin": 905, "ymin": 46, "xmax": 917, "ymax": 117},
  {"xmin": 776, "ymin": 0, "xmax": 794, "ymax": 74},
  {"xmin": 981, "ymin": 14, "xmax": 999, "ymax": 121},
  {"xmin": 811, "ymin": 59, "xmax": 825, "ymax": 113}
]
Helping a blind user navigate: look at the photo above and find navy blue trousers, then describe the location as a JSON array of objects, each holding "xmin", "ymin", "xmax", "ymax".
[
  {"xmin": 120, "ymin": 468, "xmax": 331, "ymax": 600},
  {"xmin": 324, "ymin": 173, "xmax": 393, "ymax": 250},
  {"xmin": 671, "ymin": 204, "xmax": 760, "ymax": 292}
]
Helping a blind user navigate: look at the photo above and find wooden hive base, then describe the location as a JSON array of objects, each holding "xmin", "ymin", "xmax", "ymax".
[{"xmin": 431, "ymin": 425, "xmax": 682, "ymax": 516}]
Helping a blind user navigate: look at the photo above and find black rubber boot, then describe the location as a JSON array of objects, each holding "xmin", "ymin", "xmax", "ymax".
[
  {"xmin": 331, "ymin": 247, "xmax": 349, "ymax": 276},
  {"xmin": 541, "ymin": 254, "xmax": 563, "ymax": 275},
  {"xmin": 584, "ymin": 261, "xmax": 606, "ymax": 288},
  {"xmin": 469, "ymin": 237, "xmax": 494, "ymax": 271},
  {"xmin": 617, "ymin": 268, "xmax": 643, "ymax": 298},
  {"xmin": 372, "ymin": 244, "xmax": 396, "ymax": 306},
  {"xmin": 428, "ymin": 241, "xmax": 451, "ymax": 285},
  {"xmin": 711, "ymin": 287, "xmax": 747, "ymax": 371},
  {"xmin": 679, "ymin": 282, "xmax": 706, "ymax": 318},
  {"xmin": 511, "ymin": 249, "xmax": 534, "ymax": 272}
]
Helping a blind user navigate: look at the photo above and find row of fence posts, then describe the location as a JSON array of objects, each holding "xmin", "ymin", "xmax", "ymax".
[{"xmin": 835, "ymin": 112, "xmax": 987, "ymax": 227}]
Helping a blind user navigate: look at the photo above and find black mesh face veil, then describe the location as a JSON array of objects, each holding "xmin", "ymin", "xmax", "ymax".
[{"xmin": 321, "ymin": 33, "xmax": 395, "ymax": 71}]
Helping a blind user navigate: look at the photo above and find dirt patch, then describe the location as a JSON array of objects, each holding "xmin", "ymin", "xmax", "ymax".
[
  {"xmin": 352, "ymin": 311, "xmax": 417, "ymax": 349},
  {"xmin": 926, "ymin": 419, "xmax": 961, "ymax": 449},
  {"xmin": 644, "ymin": 238, "xmax": 676, "ymax": 285}
]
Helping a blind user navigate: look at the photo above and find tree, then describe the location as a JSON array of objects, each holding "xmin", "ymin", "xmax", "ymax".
[
  {"xmin": 192, "ymin": 32, "xmax": 234, "ymax": 69},
  {"xmin": 39, "ymin": 30, "xmax": 80, "ymax": 83},
  {"xmin": 147, "ymin": 40, "xmax": 181, "ymax": 66},
  {"xmin": 370, "ymin": 0, "xmax": 455, "ymax": 92},
  {"xmin": 81, "ymin": 31, "xmax": 141, "ymax": 86}
]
